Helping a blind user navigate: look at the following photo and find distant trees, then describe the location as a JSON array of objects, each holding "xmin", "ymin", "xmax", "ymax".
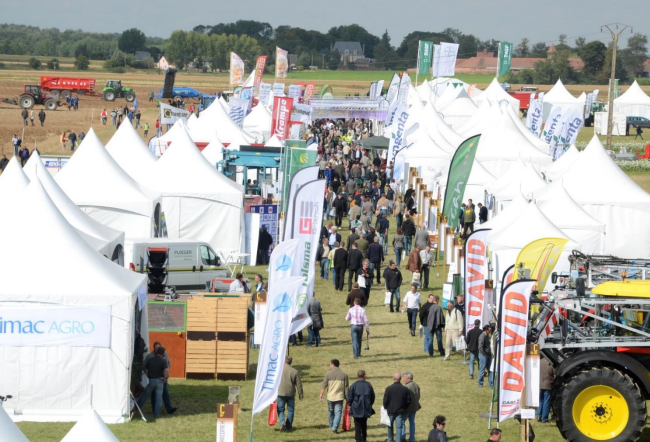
[
  {"xmin": 118, "ymin": 28, "xmax": 147, "ymax": 54},
  {"xmin": 28, "ymin": 57, "xmax": 41, "ymax": 69},
  {"xmin": 74, "ymin": 55, "xmax": 90, "ymax": 70},
  {"xmin": 516, "ymin": 38, "xmax": 530, "ymax": 57},
  {"xmin": 47, "ymin": 58, "xmax": 60, "ymax": 70}
]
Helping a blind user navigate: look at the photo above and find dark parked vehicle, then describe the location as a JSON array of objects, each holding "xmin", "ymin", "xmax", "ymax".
[{"xmin": 627, "ymin": 116, "xmax": 650, "ymax": 129}]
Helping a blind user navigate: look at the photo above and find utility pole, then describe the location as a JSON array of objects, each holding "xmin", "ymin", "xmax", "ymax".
[{"xmin": 602, "ymin": 23, "xmax": 632, "ymax": 150}]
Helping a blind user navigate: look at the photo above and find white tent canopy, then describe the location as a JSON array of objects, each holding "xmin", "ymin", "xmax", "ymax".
[
  {"xmin": 202, "ymin": 137, "xmax": 226, "ymax": 167},
  {"xmin": 614, "ymin": 80, "xmax": 650, "ymax": 119},
  {"xmin": 0, "ymin": 181, "xmax": 147, "ymax": 423},
  {"xmin": 24, "ymin": 152, "xmax": 125, "ymax": 263},
  {"xmin": 61, "ymin": 409, "xmax": 120, "ymax": 442},
  {"xmin": 489, "ymin": 160, "xmax": 546, "ymax": 206},
  {"xmin": 542, "ymin": 79, "xmax": 583, "ymax": 120},
  {"xmin": 503, "ymin": 102, "xmax": 550, "ymax": 154},
  {"xmin": 243, "ymin": 104, "xmax": 272, "ymax": 140},
  {"xmin": 538, "ymin": 135, "xmax": 650, "ymax": 258},
  {"xmin": 265, "ymin": 134, "xmax": 283, "ymax": 148},
  {"xmin": 191, "ymin": 99, "xmax": 257, "ymax": 145},
  {"xmin": 439, "ymin": 160, "xmax": 496, "ymax": 210},
  {"xmin": 438, "ymin": 87, "xmax": 478, "ymax": 128},
  {"xmin": 543, "ymin": 144, "xmax": 580, "ymax": 181},
  {"xmin": 56, "ymin": 129, "xmax": 163, "ymax": 238},
  {"xmin": 536, "ymin": 182, "xmax": 606, "ymax": 254},
  {"xmin": 0, "ymin": 157, "xmax": 28, "ymax": 203},
  {"xmin": 455, "ymin": 100, "xmax": 501, "ymax": 138},
  {"xmin": 105, "ymin": 119, "xmax": 158, "ymax": 183},
  {"xmin": 481, "ymin": 192, "xmax": 530, "ymax": 232},
  {"xmin": 186, "ymin": 113, "xmax": 199, "ymax": 131},
  {"xmin": 400, "ymin": 135, "xmax": 451, "ymax": 189},
  {"xmin": 0, "ymin": 406, "xmax": 30, "ymax": 442},
  {"xmin": 143, "ymin": 125, "xmax": 244, "ymax": 252},
  {"xmin": 472, "ymin": 78, "xmax": 520, "ymax": 112}
]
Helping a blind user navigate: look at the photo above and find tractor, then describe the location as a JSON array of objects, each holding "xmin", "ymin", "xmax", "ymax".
[
  {"xmin": 529, "ymin": 251, "xmax": 650, "ymax": 442},
  {"xmin": 102, "ymin": 80, "xmax": 136, "ymax": 102},
  {"xmin": 19, "ymin": 85, "xmax": 59, "ymax": 110}
]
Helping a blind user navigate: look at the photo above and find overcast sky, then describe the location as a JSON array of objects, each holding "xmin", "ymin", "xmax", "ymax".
[{"xmin": 3, "ymin": 0, "xmax": 647, "ymax": 48}]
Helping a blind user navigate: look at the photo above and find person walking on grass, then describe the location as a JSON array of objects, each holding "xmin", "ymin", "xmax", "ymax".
[
  {"xmin": 320, "ymin": 359, "xmax": 349, "ymax": 434},
  {"xmin": 30, "ymin": 109, "xmax": 35, "ymax": 126},
  {"xmin": 478, "ymin": 325, "xmax": 494, "ymax": 388},
  {"xmin": 144, "ymin": 342, "xmax": 178, "ymax": 415},
  {"xmin": 402, "ymin": 284, "xmax": 421, "ymax": 336},
  {"xmin": 444, "ymin": 300, "xmax": 464, "ymax": 361},
  {"xmin": 537, "ymin": 357, "xmax": 555, "ymax": 423},
  {"xmin": 367, "ymin": 236, "xmax": 384, "ymax": 284},
  {"xmin": 101, "ymin": 108, "xmax": 107, "ymax": 125},
  {"xmin": 307, "ymin": 293, "xmax": 323, "ymax": 347},
  {"xmin": 420, "ymin": 245, "xmax": 434, "ymax": 290},
  {"xmin": 358, "ymin": 260, "xmax": 373, "ymax": 302},
  {"xmin": 137, "ymin": 345, "xmax": 169, "ymax": 418},
  {"xmin": 38, "ymin": 109, "xmax": 46, "ymax": 126},
  {"xmin": 347, "ymin": 242, "xmax": 364, "ymax": 291},
  {"xmin": 334, "ymin": 241, "xmax": 348, "ymax": 292},
  {"xmin": 345, "ymin": 298, "xmax": 369, "ymax": 359},
  {"xmin": 393, "ymin": 228, "xmax": 405, "ymax": 268},
  {"xmin": 383, "ymin": 260, "xmax": 403, "ymax": 313},
  {"xmin": 277, "ymin": 356, "xmax": 303, "ymax": 432},
  {"xmin": 317, "ymin": 238, "xmax": 331, "ymax": 280},
  {"xmin": 401, "ymin": 371, "xmax": 421, "ymax": 442},
  {"xmin": 636, "ymin": 125, "xmax": 644, "ymax": 140},
  {"xmin": 347, "ymin": 370, "xmax": 375, "ymax": 442},
  {"xmin": 383, "ymin": 372, "xmax": 411, "ymax": 442},
  {"xmin": 419, "ymin": 295, "xmax": 435, "ymax": 353},
  {"xmin": 144, "ymin": 121, "xmax": 149, "ymax": 138},
  {"xmin": 426, "ymin": 295, "xmax": 445, "ymax": 357},
  {"xmin": 427, "ymin": 415, "xmax": 448, "ymax": 442},
  {"xmin": 466, "ymin": 319, "xmax": 482, "ymax": 380}
]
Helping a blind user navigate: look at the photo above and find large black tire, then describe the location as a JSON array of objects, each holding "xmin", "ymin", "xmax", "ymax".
[
  {"xmin": 44, "ymin": 100, "xmax": 58, "ymax": 111},
  {"xmin": 19, "ymin": 94, "xmax": 35, "ymax": 109},
  {"xmin": 125, "ymin": 92, "xmax": 135, "ymax": 102},
  {"xmin": 50, "ymin": 89, "xmax": 61, "ymax": 99},
  {"xmin": 60, "ymin": 90, "xmax": 71, "ymax": 99},
  {"xmin": 103, "ymin": 90, "xmax": 116, "ymax": 101},
  {"xmin": 555, "ymin": 367, "xmax": 646, "ymax": 442}
]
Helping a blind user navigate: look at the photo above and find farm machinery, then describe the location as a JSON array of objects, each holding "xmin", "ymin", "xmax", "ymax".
[
  {"xmin": 527, "ymin": 251, "xmax": 650, "ymax": 442},
  {"xmin": 102, "ymin": 80, "xmax": 136, "ymax": 102},
  {"xmin": 0, "ymin": 84, "xmax": 59, "ymax": 110}
]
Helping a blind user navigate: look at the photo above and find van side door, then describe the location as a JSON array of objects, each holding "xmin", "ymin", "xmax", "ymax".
[
  {"xmin": 199, "ymin": 245, "xmax": 226, "ymax": 290},
  {"xmin": 168, "ymin": 244, "xmax": 200, "ymax": 290}
]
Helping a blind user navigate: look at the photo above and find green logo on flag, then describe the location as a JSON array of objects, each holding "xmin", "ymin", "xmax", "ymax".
[
  {"xmin": 498, "ymin": 42, "xmax": 513, "ymax": 77},
  {"xmin": 442, "ymin": 135, "xmax": 481, "ymax": 229},
  {"xmin": 418, "ymin": 41, "xmax": 434, "ymax": 75}
]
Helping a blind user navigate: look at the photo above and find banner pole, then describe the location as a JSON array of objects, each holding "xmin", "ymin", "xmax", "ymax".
[{"xmin": 249, "ymin": 413, "xmax": 255, "ymax": 442}]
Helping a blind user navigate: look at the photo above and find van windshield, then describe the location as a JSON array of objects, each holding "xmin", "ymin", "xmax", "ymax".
[{"xmin": 201, "ymin": 245, "xmax": 219, "ymax": 266}]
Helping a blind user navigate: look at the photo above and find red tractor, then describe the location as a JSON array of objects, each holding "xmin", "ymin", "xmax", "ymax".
[{"xmin": 19, "ymin": 84, "xmax": 59, "ymax": 110}]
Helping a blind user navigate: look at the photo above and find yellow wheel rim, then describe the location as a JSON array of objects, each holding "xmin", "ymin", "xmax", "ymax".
[{"xmin": 572, "ymin": 385, "xmax": 629, "ymax": 440}]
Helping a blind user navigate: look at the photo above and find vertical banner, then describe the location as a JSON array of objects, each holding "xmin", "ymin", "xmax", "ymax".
[
  {"xmin": 464, "ymin": 229, "xmax": 491, "ymax": 333},
  {"xmin": 432, "ymin": 44, "xmax": 441, "ymax": 77},
  {"xmin": 438, "ymin": 42, "xmax": 459, "ymax": 77},
  {"xmin": 584, "ymin": 92, "xmax": 594, "ymax": 119},
  {"xmin": 282, "ymin": 166, "xmax": 319, "ymax": 236},
  {"xmin": 417, "ymin": 40, "xmax": 434, "ymax": 75},
  {"xmin": 387, "ymin": 105, "xmax": 409, "ymax": 173},
  {"xmin": 497, "ymin": 42, "xmax": 514, "ymax": 77},
  {"xmin": 527, "ymin": 96, "xmax": 543, "ymax": 136},
  {"xmin": 254, "ymin": 56, "xmax": 268, "ymax": 87},
  {"xmin": 563, "ymin": 109, "xmax": 584, "ymax": 147},
  {"xmin": 397, "ymin": 73, "xmax": 411, "ymax": 105},
  {"xmin": 259, "ymin": 82, "xmax": 272, "ymax": 105},
  {"xmin": 230, "ymin": 52, "xmax": 245, "ymax": 87},
  {"xmin": 216, "ymin": 404, "xmax": 238, "ymax": 442},
  {"xmin": 386, "ymin": 73, "xmax": 401, "ymax": 104},
  {"xmin": 253, "ymin": 290, "xmax": 268, "ymax": 346},
  {"xmin": 229, "ymin": 97, "xmax": 249, "ymax": 128},
  {"xmin": 304, "ymin": 82, "xmax": 316, "ymax": 102},
  {"xmin": 288, "ymin": 85, "xmax": 302, "ymax": 100},
  {"xmin": 276, "ymin": 47, "xmax": 289, "ymax": 79},
  {"xmin": 251, "ymin": 275, "xmax": 305, "ymax": 416},
  {"xmin": 369, "ymin": 82, "xmax": 378, "ymax": 100},
  {"xmin": 273, "ymin": 83, "xmax": 286, "ymax": 97},
  {"xmin": 287, "ymin": 179, "xmax": 327, "ymax": 334},
  {"xmin": 441, "ymin": 135, "xmax": 481, "ymax": 229},
  {"xmin": 375, "ymin": 79, "xmax": 385, "ymax": 98},
  {"xmin": 542, "ymin": 105, "xmax": 564, "ymax": 144},
  {"xmin": 514, "ymin": 237, "xmax": 568, "ymax": 290},
  {"xmin": 498, "ymin": 279, "xmax": 536, "ymax": 423},
  {"xmin": 271, "ymin": 96, "xmax": 294, "ymax": 141},
  {"xmin": 524, "ymin": 344, "xmax": 540, "ymax": 407}
]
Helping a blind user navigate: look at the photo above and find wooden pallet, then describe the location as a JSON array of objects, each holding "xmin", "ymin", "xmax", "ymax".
[
  {"xmin": 216, "ymin": 340, "xmax": 249, "ymax": 380},
  {"xmin": 187, "ymin": 296, "xmax": 218, "ymax": 331},
  {"xmin": 185, "ymin": 340, "xmax": 217, "ymax": 375},
  {"xmin": 216, "ymin": 297, "xmax": 248, "ymax": 332}
]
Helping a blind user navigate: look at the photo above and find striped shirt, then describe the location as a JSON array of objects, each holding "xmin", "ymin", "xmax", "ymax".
[{"xmin": 346, "ymin": 305, "xmax": 369, "ymax": 331}]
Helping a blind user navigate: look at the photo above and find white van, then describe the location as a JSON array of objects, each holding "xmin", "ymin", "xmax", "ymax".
[{"xmin": 124, "ymin": 238, "xmax": 228, "ymax": 291}]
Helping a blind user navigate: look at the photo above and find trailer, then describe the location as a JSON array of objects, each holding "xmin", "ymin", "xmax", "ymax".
[{"xmin": 40, "ymin": 76, "xmax": 97, "ymax": 99}]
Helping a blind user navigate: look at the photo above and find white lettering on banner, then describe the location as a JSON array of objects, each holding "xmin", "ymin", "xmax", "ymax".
[
  {"xmin": 0, "ymin": 305, "xmax": 111, "ymax": 348},
  {"xmin": 542, "ymin": 106, "xmax": 563, "ymax": 144},
  {"xmin": 272, "ymin": 97, "xmax": 293, "ymax": 141},
  {"xmin": 499, "ymin": 280, "xmax": 535, "ymax": 423},
  {"xmin": 528, "ymin": 102, "xmax": 543, "ymax": 135},
  {"xmin": 464, "ymin": 230, "xmax": 490, "ymax": 332}
]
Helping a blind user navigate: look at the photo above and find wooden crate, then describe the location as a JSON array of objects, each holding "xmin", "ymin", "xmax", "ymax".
[
  {"xmin": 185, "ymin": 339, "xmax": 217, "ymax": 376},
  {"xmin": 187, "ymin": 296, "xmax": 217, "ymax": 331},
  {"xmin": 216, "ymin": 340, "xmax": 249, "ymax": 380},
  {"xmin": 216, "ymin": 297, "xmax": 248, "ymax": 332}
]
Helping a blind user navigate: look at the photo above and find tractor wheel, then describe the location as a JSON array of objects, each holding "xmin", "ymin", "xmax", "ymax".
[
  {"xmin": 103, "ymin": 90, "xmax": 116, "ymax": 102},
  {"xmin": 19, "ymin": 94, "xmax": 35, "ymax": 109},
  {"xmin": 125, "ymin": 92, "xmax": 135, "ymax": 102},
  {"xmin": 174, "ymin": 95, "xmax": 182, "ymax": 102},
  {"xmin": 60, "ymin": 90, "xmax": 71, "ymax": 99},
  {"xmin": 44, "ymin": 100, "xmax": 58, "ymax": 111},
  {"xmin": 555, "ymin": 367, "xmax": 646, "ymax": 442},
  {"xmin": 50, "ymin": 89, "xmax": 61, "ymax": 99}
]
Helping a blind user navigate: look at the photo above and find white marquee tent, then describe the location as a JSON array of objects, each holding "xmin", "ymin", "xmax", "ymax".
[
  {"xmin": 143, "ymin": 126, "xmax": 244, "ymax": 252},
  {"xmin": 503, "ymin": 103, "xmax": 550, "ymax": 154},
  {"xmin": 60, "ymin": 409, "xmax": 120, "ymax": 442},
  {"xmin": 24, "ymin": 152, "xmax": 125, "ymax": 263},
  {"xmin": 0, "ymin": 157, "xmax": 28, "ymax": 202},
  {"xmin": 56, "ymin": 129, "xmax": 163, "ymax": 238},
  {"xmin": 488, "ymin": 160, "xmax": 546, "ymax": 208},
  {"xmin": 542, "ymin": 79, "xmax": 583, "ymax": 120},
  {"xmin": 472, "ymin": 78, "xmax": 520, "ymax": 112},
  {"xmin": 400, "ymin": 135, "xmax": 451, "ymax": 189},
  {"xmin": 0, "ymin": 401, "xmax": 30, "ymax": 441},
  {"xmin": 244, "ymin": 103, "xmax": 272, "ymax": 140},
  {"xmin": 0, "ymin": 181, "xmax": 148, "ymax": 424},
  {"xmin": 106, "ymin": 119, "xmax": 158, "ymax": 183},
  {"xmin": 265, "ymin": 134, "xmax": 283, "ymax": 148},
  {"xmin": 438, "ymin": 87, "xmax": 478, "ymax": 128},
  {"xmin": 455, "ymin": 101, "xmax": 501, "ymax": 138},
  {"xmin": 202, "ymin": 137, "xmax": 226, "ymax": 167},
  {"xmin": 439, "ymin": 160, "xmax": 496, "ymax": 211},
  {"xmin": 614, "ymin": 80, "xmax": 650, "ymax": 119},
  {"xmin": 481, "ymin": 191, "xmax": 530, "ymax": 232},
  {"xmin": 543, "ymin": 144, "xmax": 580, "ymax": 181},
  {"xmin": 538, "ymin": 135, "xmax": 650, "ymax": 258},
  {"xmin": 186, "ymin": 113, "xmax": 199, "ymax": 131},
  {"xmin": 191, "ymin": 99, "xmax": 257, "ymax": 145}
]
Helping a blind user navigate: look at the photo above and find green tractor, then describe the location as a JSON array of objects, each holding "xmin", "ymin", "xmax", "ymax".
[{"xmin": 102, "ymin": 80, "xmax": 136, "ymax": 102}]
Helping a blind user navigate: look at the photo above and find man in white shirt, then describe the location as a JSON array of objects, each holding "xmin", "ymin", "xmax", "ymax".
[
  {"xmin": 402, "ymin": 284, "xmax": 422, "ymax": 336},
  {"xmin": 229, "ymin": 273, "xmax": 247, "ymax": 292},
  {"xmin": 329, "ymin": 226, "xmax": 340, "ymax": 247},
  {"xmin": 419, "ymin": 245, "xmax": 434, "ymax": 290},
  {"xmin": 444, "ymin": 301, "xmax": 464, "ymax": 361}
]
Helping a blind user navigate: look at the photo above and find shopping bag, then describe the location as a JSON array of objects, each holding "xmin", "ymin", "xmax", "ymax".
[
  {"xmin": 357, "ymin": 274, "xmax": 366, "ymax": 288},
  {"xmin": 380, "ymin": 406, "xmax": 390, "ymax": 425},
  {"xmin": 456, "ymin": 335, "xmax": 467, "ymax": 351},
  {"xmin": 342, "ymin": 402, "xmax": 351, "ymax": 431},
  {"xmin": 384, "ymin": 291, "xmax": 392, "ymax": 305},
  {"xmin": 268, "ymin": 401, "xmax": 277, "ymax": 426},
  {"xmin": 330, "ymin": 207, "xmax": 337, "ymax": 216},
  {"xmin": 412, "ymin": 272, "xmax": 421, "ymax": 284}
]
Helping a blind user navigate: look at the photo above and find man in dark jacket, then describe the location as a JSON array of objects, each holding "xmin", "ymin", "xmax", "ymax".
[
  {"xmin": 307, "ymin": 294, "xmax": 323, "ymax": 347},
  {"xmin": 347, "ymin": 227, "xmax": 360, "ymax": 250},
  {"xmin": 383, "ymin": 372, "xmax": 411, "ymax": 442},
  {"xmin": 426, "ymin": 295, "xmax": 445, "ymax": 357},
  {"xmin": 401, "ymin": 371, "xmax": 421, "ymax": 442},
  {"xmin": 376, "ymin": 213, "xmax": 390, "ymax": 254},
  {"xmin": 478, "ymin": 325, "xmax": 493, "ymax": 388},
  {"xmin": 346, "ymin": 283, "xmax": 367, "ymax": 307},
  {"xmin": 347, "ymin": 243, "xmax": 364, "ymax": 291},
  {"xmin": 0, "ymin": 155, "xmax": 8, "ymax": 171},
  {"xmin": 257, "ymin": 226, "xmax": 273, "ymax": 265},
  {"xmin": 38, "ymin": 109, "xmax": 46, "ymax": 126},
  {"xmin": 333, "ymin": 243, "xmax": 348, "ymax": 292},
  {"xmin": 478, "ymin": 202, "xmax": 488, "ymax": 224},
  {"xmin": 347, "ymin": 370, "xmax": 375, "ymax": 442},
  {"xmin": 419, "ymin": 294, "xmax": 435, "ymax": 353},
  {"xmin": 333, "ymin": 193, "xmax": 347, "ymax": 228},
  {"xmin": 401, "ymin": 215, "xmax": 416, "ymax": 254},
  {"xmin": 383, "ymin": 260, "xmax": 403, "ymax": 313},
  {"xmin": 367, "ymin": 236, "xmax": 384, "ymax": 284},
  {"xmin": 466, "ymin": 319, "xmax": 482, "ymax": 380},
  {"xmin": 427, "ymin": 415, "xmax": 448, "ymax": 442}
]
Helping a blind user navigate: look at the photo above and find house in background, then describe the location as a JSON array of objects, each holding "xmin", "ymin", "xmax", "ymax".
[
  {"xmin": 332, "ymin": 42, "xmax": 365, "ymax": 64},
  {"xmin": 157, "ymin": 56, "xmax": 170, "ymax": 70},
  {"xmin": 454, "ymin": 49, "xmax": 585, "ymax": 74}
]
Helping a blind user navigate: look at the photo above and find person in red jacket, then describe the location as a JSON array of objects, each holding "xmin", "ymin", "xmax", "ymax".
[
  {"xmin": 101, "ymin": 108, "xmax": 107, "ymax": 125},
  {"xmin": 155, "ymin": 119, "xmax": 161, "ymax": 137}
]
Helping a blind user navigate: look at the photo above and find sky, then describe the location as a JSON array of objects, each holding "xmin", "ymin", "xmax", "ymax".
[{"xmin": 2, "ymin": 0, "xmax": 648, "ymax": 49}]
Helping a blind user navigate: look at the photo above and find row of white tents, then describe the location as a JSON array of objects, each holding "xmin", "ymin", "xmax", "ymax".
[{"xmin": 397, "ymin": 77, "xmax": 650, "ymax": 290}]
